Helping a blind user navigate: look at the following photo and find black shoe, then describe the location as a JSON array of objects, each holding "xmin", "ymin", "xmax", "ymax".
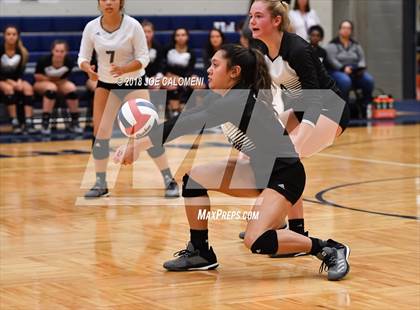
[
  {"xmin": 164, "ymin": 178, "xmax": 180, "ymax": 198},
  {"xmin": 84, "ymin": 181, "xmax": 109, "ymax": 199},
  {"xmin": 163, "ymin": 241, "xmax": 218, "ymax": 271},
  {"xmin": 317, "ymin": 241, "xmax": 350, "ymax": 281}
]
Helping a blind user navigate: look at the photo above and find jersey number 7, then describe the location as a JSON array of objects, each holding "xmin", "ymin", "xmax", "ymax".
[{"xmin": 106, "ymin": 50, "xmax": 115, "ymax": 63}]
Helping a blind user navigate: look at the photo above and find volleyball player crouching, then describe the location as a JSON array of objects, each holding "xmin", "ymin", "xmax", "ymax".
[{"xmin": 114, "ymin": 44, "xmax": 351, "ymax": 281}]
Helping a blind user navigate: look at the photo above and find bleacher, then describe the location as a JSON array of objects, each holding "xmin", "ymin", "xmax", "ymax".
[{"xmin": 0, "ymin": 15, "xmax": 242, "ymax": 109}]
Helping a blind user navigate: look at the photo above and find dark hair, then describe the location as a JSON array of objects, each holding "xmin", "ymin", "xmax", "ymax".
[
  {"xmin": 293, "ymin": 0, "xmax": 310, "ymax": 12},
  {"xmin": 51, "ymin": 39, "xmax": 69, "ymax": 52},
  {"xmin": 308, "ymin": 25, "xmax": 324, "ymax": 39},
  {"xmin": 220, "ymin": 44, "xmax": 273, "ymax": 107},
  {"xmin": 3, "ymin": 25, "xmax": 29, "ymax": 65},
  {"xmin": 142, "ymin": 20, "xmax": 154, "ymax": 31},
  {"xmin": 206, "ymin": 29, "xmax": 226, "ymax": 59},
  {"xmin": 339, "ymin": 20, "xmax": 354, "ymax": 32},
  {"xmin": 171, "ymin": 28, "xmax": 189, "ymax": 47}
]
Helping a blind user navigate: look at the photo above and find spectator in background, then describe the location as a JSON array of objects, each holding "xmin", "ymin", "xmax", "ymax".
[
  {"xmin": 289, "ymin": 0, "xmax": 320, "ymax": 41},
  {"xmin": 34, "ymin": 40, "xmax": 82, "ymax": 134},
  {"xmin": 0, "ymin": 25, "xmax": 35, "ymax": 134},
  {"xmin": 203, "ymin": 28, "xmax": 225, "ymax": 70},
  {"xmin": 326, "ymin": 20, "xmax": 374, "ymax": 109},
  {"xmin": 308, "ymin": 25, "xmax": 327, "ymax": 67},
  {"xmin": 163, "ymin": 28, "xmax": 196, "ymax": 118},
  {"xmin": 142, "ymin": 20, "xmax": 165, "ymax": 89}
]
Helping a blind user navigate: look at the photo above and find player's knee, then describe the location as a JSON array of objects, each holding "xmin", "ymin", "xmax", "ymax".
[
  {"xmin": 92, "ymin": 138, "xmax": 110, "ymax": 160},
  {"xmin": 182, "ymin": 173, "xmax": 208, "ymax": 198},
  {"xmin": 3, "ymin": 93, "xmax": 16, "ymax": 105},
  {"xmin": 65, "ymin": 91, "xmax": 78, "ymax": 100},
  {"xmin": 146, "ymin": 144, "xmax": 165, "ymax": 158},
  {"xmin": 247, "ymin": 230, "xmax": 278, "ymax": 254},
  {"xmin": 44, "ymin": 89, "xmax": 57, "ymax": 100}
]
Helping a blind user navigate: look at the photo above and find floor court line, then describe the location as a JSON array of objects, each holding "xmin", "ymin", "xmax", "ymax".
[{"xmin": 315, "ymin": 153, "xmax": 420, "ymax": 168}]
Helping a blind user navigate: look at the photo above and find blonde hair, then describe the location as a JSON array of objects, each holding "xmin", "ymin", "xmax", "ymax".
[
  {"xmin": 253, "ymin": 0, "xmax": 290, "ymax": 32},
  {"xmin": 3, "ymin": 26, "xmax": 29, "ymax": 66}
]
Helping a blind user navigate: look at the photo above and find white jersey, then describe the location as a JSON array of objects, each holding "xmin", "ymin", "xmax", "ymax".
[{"xmin": 77, "ymin": 14, "xmax": 149, "ymax": 84}]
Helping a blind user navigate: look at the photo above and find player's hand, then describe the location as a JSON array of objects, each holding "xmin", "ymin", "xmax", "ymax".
[
  {"xmin": 344, "ymin": 66, "xmax": 352, "ymax": 75},
  {"xmin": 110, "ymin": 64, "xmax": 125, "ymax": 77},
  {"xmin": 87, "ymin": 65, "xmax": 99, "ymax": 81},
  {"xmin": 113, "ymin": 143, "xmax": 139, "ymax": 165}
]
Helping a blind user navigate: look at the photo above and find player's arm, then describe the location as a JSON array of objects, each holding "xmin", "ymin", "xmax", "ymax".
[
  {"xmin": 78, "ymin": 23, "xmax": 98, "ymax": 81},
  {"xmin": 34, "ymin": 61, "xmax": 49, "ymax": 82},
  {"xmin": 288, "ymin": 46, "xmax": 322, "ymax": 153}
]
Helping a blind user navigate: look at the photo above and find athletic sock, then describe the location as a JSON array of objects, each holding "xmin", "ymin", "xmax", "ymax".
[
  {"xmin": 96, "ymin": 172, "xmax": 107, "ymax": 186},
  {"xmin": 161, "ymin": 168, "xmax": 173, "ymax": 185},
  {"xmin": 289, "ymin": 219, "xmax": 305, "ymax": 235},
  {"xmin": 190, "ymin": 229, "xmax": 210, "ymax": 256},
  {"xmin": 309, "ymin": 237, "xmax": 326, "ymax": 256}
]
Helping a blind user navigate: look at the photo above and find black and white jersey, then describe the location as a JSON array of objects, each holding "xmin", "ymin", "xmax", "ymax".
[
  {"xmin": 146, "ymin": 40, "xmax": 164, "ymax": 78},
  {"xmin": 258, "ymin": 32, "xmax": 340, "ymax": 127},
  {"xmin": 149, "ymin": 84, "xmax": 298, "ymax": 173},
  {"xmin": 35, "ymin": 54, "xmax": 74, "ymax": 80},
  {"xmin": 0, "ymin": 46, "xmax": 25, "ymax": 81},
  {"xmin": 78, "ymin": 14, "xmax": 149, "ymax": 84},
  {"xmin": 164, "ymin": 47, "xmax": 195, "ymax": 77}
]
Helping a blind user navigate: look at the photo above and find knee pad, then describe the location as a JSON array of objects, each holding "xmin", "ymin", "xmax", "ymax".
[
  {"xmin": 3, "ymin": 94, "xmax": 16, "ymax": 106},
  {"xmin": 146, "ymin": 144, "xmax": 165, "ymax": 158},
  {"xmin": 44, "ymin": 90, "xmax": 57, "ymax": 100},
  {"xmin": 23, "ymin": 95, "xmax": 33, "ymax": 107},
  {"xmin": 182, "ymin": 173, "xmax": 208, "ymax": 198},
  {"xmin": 250, "ymin": 230, "xmax": 278, "ymax": 254},
  {"xmin": 92, "ymin": 139, "xmax": 110, "ymax": 160},
  {"xmin": 65, "ymin": 91, "xmax": 78, "ymax": 100}
]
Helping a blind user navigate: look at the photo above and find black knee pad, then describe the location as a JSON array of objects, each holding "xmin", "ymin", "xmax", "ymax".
[
  {"xmin": 3, "ymin": 94, "xmax": 16, "ymax": 106},
  {"xmin": 146, "ymin": 144, "xmax": 165, "ymax": 158},
  {"xmin": 182, "ymin": 173, "xmax": 208, "ymax": 198},
  {"xmin": 92, "ymin": 139, "xmax": 110, "ymax": 160},
  {"xmin": 44, "ymin": 90, "xmax": 57, "ymax": 100},
  {"xmin": 65, "ymin": 91, "xmax": 78, "ymax": 100},
  {"xmin": 250, "ymin": 230, "xmax": 278, "ymax": 254},
  {"xmin": 23, "ymin": 95, "xmax": 33, "ymax": 107}
]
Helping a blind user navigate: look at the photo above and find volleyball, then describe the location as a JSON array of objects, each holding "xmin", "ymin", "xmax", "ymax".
[{"xmin": 117, "ymin": 98, "xmax": 158, "ymax": 139}]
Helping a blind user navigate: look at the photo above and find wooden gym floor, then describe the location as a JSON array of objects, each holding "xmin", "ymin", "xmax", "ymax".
[{"xmin": 0, "ymin": 124, "xmax": 419, "ymax": 309}]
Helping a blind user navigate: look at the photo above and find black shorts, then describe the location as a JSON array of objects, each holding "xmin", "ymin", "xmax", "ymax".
[
  {"xmin": 255, "ymin": 161, "xmax": 306, "ymax": 205},
  {"xmin": 97, "ymin": 79, "xmax": 148, "ymax": 91}
]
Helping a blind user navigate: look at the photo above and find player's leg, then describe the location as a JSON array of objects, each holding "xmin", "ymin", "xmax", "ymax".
[
  {"xmin": 21, "ymin": 80, "xmax": 36, "ymax": 133},
  {"xmin": 33, "ymin": 80, "xmax": 58, "ymax": 134},
  {"xmin": 84, "ymin": 86, "xmax": 114, "ymax": 198},
  {"xmin": 0, "ymin": 81, "xmax": 20, "ymax": 133},
  {"xmin": 57, "ymin": 80, "xmax": 82, "ymax": 133},
  {"xmin": 125, "ymin": 89, "xmax": 179, "ymax": 198},
  {"xmin": 243, "ymin": 163, "xmax": 350, "ymax": 281},
  {"xmin": 163, "ymin": 159, "xmax": 259, "ymax": 271}
]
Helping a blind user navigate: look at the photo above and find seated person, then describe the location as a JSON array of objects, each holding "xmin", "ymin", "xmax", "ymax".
[
  {"xmin": 0, "ymin": 25, "xmax": 35, "ymax": 134},
  {"xmin": 326, "ymin": 20, "xmax": 374, "ymax": 109},
  {"xmin": 33, "ymin": 40, "xmax": 82, "ymax": 134}
]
